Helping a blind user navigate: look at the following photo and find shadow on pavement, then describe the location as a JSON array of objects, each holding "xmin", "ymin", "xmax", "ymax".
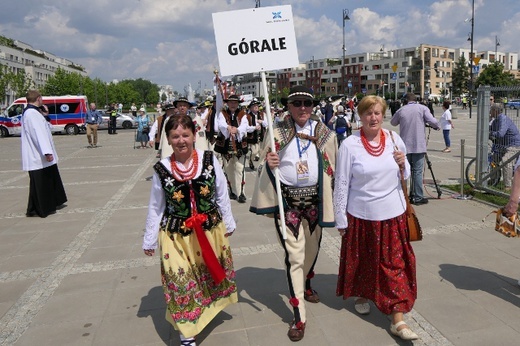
[{"xmin": 439, "ymin": 264, "xmax": 520, "ymax": 308}]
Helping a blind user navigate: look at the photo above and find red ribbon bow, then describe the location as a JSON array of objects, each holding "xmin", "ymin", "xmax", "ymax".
[{"xmin": 185, "ymin": 213, "xmax": 226, "ymax": 285}]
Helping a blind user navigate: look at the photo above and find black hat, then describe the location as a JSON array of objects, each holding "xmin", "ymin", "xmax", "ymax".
[
  {"xmin": 248, "ymin": 100, "xmax": 261, "ymax": 108},
  {"xmin": 163, "ymin": 102, "xmax": 175, "ymax": 111},
  {"xmin": 197, "ymin": 101, "xmax": 211, "ymax": 109},
  {"xmin": 223, "ymin": 94, "xmax": 242, "ymax": 102},
  {"xmin": 173, "ymin": 97, "xmax": 195, "ymax": 108},
  {"xmin": 281, "ymin": 86, "xmax": 319, "ymax": 106}
]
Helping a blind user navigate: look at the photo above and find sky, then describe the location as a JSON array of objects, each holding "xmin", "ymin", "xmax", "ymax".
[{"xmin": 0, "ymin": 0, "xmax": 519, "ymax": 94}]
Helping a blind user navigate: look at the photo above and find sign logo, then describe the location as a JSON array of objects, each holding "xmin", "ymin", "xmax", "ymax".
[
  {"xmin": 272, "ymin": 12, "xmax": 282, "ymax": 19},
  {"xmin": 60, "ymin": 104, "xmax": 69, "ymax": 112}
]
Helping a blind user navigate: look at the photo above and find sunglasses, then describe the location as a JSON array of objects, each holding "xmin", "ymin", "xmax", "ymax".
[{"xmin": 289, "ymin": 100, "xmax": 314, "ymax": 107}]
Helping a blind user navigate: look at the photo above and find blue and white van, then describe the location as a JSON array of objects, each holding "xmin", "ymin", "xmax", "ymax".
[{"xmin": 0, "ymin": 95, "xmax": 88, "ymax": 137}]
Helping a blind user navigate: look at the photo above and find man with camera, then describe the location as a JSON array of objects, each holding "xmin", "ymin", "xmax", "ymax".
[
  {"xmin": 85, "ymin": 103, "xmax": 103, "ymax": 148},
  {"xmin": 391, "ymin": 93, "xmax": 439, "ymax": 205}
]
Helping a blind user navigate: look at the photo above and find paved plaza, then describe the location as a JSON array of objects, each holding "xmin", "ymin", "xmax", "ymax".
[{"xmin": 1, "ymin": 106, "xmax": 520, "ymax": 346}]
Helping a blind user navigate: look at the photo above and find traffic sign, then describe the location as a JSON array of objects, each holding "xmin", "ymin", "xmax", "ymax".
[
  {"xmin": 390, "ymin": 73, "xmax": 397, "ymax": 80},
  {"xmin": 392, "ymin": 64, "xmax": 398, "ymax": 72}
]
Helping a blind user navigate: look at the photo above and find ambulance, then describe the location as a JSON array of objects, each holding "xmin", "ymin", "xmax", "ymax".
[{"xmin": 0, "ymin": 95, "xmax": 88, "ymax": 137}]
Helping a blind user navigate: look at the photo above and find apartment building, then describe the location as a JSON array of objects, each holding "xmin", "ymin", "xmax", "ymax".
[
  {"xmin": 0, "ymin": 39, "xmax": 87, "ymax": 106},
  {"xmin": 269, "ymin": 44, "xmax": 518, "ymax": 101}
]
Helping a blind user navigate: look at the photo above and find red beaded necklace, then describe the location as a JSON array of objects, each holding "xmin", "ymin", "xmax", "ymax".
[
  {"xmin": 360, "ymin": 128, "xmax": 385, "ymax": 157},
  {"xmin": 170, "ymin": 150, "xmax": 199, "ymax": 182}
]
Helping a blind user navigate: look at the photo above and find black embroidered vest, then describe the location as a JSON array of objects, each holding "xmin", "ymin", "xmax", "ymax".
[{"xmin": 154, "ymin": 151, "xmax": 222, "ymax": 236}]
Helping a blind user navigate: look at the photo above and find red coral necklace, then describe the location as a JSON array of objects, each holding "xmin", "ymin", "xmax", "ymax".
[
  {"xmin": 360, "ymin": 128, "xmax": 385, "ymax": 157},
  {"xmin": 170, "ymin": 150, "xmax": 199, "ymax": 181}
]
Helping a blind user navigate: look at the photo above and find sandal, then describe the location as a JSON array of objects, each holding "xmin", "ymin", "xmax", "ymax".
[
  {"xmin": 390, "ymin": 321, "xmax": 418, "ymax": 340},
  {"xmin": 354, "ymin": 298, "xmax": 370, "ymax": 315}
]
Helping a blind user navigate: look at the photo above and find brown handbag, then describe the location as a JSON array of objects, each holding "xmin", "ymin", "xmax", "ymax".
[
  {"xmin": 483, "ymin": 208, "xmax": 520, "ymax": 238},
  {"xmin": 390, "ymin": 131, "xmax": 423, "ymax": 241}
]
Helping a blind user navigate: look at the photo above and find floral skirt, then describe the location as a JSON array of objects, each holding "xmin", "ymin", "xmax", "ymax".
[
  {"xmin": 336, "ymin": 213, "xmax": 417, "ymax": 315},
  {"xmin": 159, "ymin": 221, "xmax": 238, "ymax": 337}
]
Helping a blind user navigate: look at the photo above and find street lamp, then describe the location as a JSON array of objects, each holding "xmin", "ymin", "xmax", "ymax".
[
  {"xmin": 467, "ymin": 0, "xmax": 475, "ymax": 119},
  {"xmin": 380, "ymin": 45, "xmax": 385, "ymax": 99},
  {"xmin": 342, "ymin": 9, "xmax": 350, "ymax": 96}
]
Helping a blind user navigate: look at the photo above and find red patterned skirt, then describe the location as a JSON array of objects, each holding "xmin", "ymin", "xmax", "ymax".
[{"xmin": 336, "ymin": 212, "xmax": 417, "ymax": 315}]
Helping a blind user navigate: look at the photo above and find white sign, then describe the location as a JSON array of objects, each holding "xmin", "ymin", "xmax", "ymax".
[{"xmin": 212, "ymin": 5, "xmax": 299, "ymax": 76}]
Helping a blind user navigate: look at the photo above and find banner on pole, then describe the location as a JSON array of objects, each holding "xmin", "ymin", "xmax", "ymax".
[{"xmin": 212, "ymin": 5, "xmax": 299, "ymax": 76}]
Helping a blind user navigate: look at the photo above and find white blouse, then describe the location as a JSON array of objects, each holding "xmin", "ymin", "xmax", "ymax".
[
  {"xmin": 333, "ymin": 129, "xmax": 410, "ymax": 229},
  {"xmin": 142, "ymin": 149, "xmax": 236, "ymax": 249}
]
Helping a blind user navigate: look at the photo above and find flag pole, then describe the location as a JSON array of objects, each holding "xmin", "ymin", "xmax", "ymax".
[{"xmin": 260, "ymin": 71, "xmax": 287, "ymax": 239}]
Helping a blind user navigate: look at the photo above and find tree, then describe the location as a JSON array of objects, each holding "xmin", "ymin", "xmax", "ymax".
[
  {"xmin": 475, "ymin": 61, "xmax": 518, "ymax": 87},
  {"xmin": 10, "ymin": 70, "xmax": 35, "ymax": 98},
  {"xmin": 451, "ymin": 56, "xmax": 470, "ymax": 97}
]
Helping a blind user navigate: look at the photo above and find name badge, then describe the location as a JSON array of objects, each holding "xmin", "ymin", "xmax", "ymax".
[{"xmin": 296, "ymin": 160, "xmax": 309, "ymax": 180}]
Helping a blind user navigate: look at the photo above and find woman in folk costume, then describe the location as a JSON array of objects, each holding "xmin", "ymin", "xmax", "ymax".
[
  {"xmin": 249, "ymin": 86, "xmax": 337, "ymax": 341},
  {"xmin": 334, "ymin": 95, "xmax": 418, "ymax": 340},
  {"xmin": 143, "ymin": 115, "xmax": 237, "ymax": 346}
]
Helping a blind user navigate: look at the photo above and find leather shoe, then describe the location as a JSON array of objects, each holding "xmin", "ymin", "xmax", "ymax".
[
  {"xmin": 287, "ymin": 321, "xmax": 305, "ymax": 341},
  {"xmin": 304, "ymin": 289, "xmax": 320, "ymax": 303},
  {"xmin": 238, "ymin": 194, "xmax": 247, "ymax": 203},
  {"xmin": 412, "ymin": 198, "xmax": 428, "ymax": 205},
  {"xmin": 229, "ymin": 192, "xmax": 237, "ymax": 200}
]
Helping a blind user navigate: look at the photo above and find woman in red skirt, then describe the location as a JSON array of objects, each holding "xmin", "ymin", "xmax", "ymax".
[{"xmin": 333, "ymin": 95, "xmax": 418, "ymax": 340}]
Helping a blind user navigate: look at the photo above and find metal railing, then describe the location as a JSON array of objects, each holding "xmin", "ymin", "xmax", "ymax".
[{"xmin": 468, "ymin": 85, "xmax": 520, "ymax": 196}]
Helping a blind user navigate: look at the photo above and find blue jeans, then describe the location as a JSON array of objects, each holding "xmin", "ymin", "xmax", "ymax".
[
  {"xmin": 443, "ymin": 130, "xmax": 451, "ymax": 147},
  {"xmin": 407, "ymin": 153, "xmax": 425, "ymax": 201}
]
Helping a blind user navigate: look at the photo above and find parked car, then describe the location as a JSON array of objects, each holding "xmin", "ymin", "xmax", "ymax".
[
  {"xmin": 506, "ymin": 99, "xmax": 520, "ymax": 110},
  {"xmin": 98, "ymin": 113, "xmax": 137, "ymax": 130}
]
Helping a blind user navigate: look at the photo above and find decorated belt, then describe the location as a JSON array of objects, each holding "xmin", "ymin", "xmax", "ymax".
[{"xmin": 281, "ymin": 184, "xmax": 318, "ymax": 198}]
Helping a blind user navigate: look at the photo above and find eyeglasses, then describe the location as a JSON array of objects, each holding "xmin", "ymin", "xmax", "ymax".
[{"xmin": 289, "ymin": 100, "xmax": 314, "ymax": 107}]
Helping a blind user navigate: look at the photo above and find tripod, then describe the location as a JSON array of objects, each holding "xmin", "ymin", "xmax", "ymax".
[
  {"xmin": 425, "ymin": 152, "xmax": 442, "ymax": 198},
  {"xmin": 425, "ymin": 126, "xmax": 441, "ymax": 199}
]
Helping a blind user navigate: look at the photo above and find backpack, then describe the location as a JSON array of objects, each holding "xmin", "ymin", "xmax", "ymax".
[{"xmin": 335, "ymin": 115, "xmax": 347, "ymax": 134}]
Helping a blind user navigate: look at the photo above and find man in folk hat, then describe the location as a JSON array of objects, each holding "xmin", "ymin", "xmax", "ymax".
[
  {"xmin": 201, "ymin": 98, "xmax": 218, "ymax": 150},
  {"xmin": 249, "ymin": 86, "xmax": 337, "ymax": 341},
  {"xmin": 156, "ymin": 102, "xmax": 175, "ymax": 158},
  {"xmin": 214, "ymin": 94, "xmax": 249, "ymax": 203},
  {"xmin": 151, "ymin": 102, "xmax": 173, "ymax": 156},
  {"xmin": 245, "ymin": 99, "xmax": 266, "ymax": 170}
]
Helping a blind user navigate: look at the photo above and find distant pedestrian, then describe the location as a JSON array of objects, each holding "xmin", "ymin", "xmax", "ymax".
[
  {"xmin": 21, "ymin": 90, "xmax": 67, "ymax": 217},
  {"xmin": 390, "ymin": 93, "xmax": 440, "ymax": 205},
  {"xmin": 85, "ymin": 103, "xmax": 103, "ymax": 148},
  {"xmin": 328, "ymin": 105, "xmax": 351, "ymax": 147},
  {"xmin": 136, "ymin": 108, "xmax": 150, "ymax": 148},
  {"xmin": 130, "ymin": 103, "xmax": 137, "ymax": 117},
  {"xmin": 440, "ymin": 101, "xmax": 454, "ymax": 152},
  {"xmin": 107, "ymin": 103, "xmax": 118, "ymax": 135}
]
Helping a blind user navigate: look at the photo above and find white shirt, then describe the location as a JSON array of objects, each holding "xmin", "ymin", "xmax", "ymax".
[
  {"xmin": 142, "ymin": 149, "xmax": 236, "ymax": 250},
  {"xmin": 21, "ymin": 107, "xmax": 59, "ymax": 171},
  {"xmin": 333, "ymin": 129, "xmax": 410, "ymax": 229},
  {"xmin": 217, "ymin": 110, "xmax": 248, "ymax": 141},
  {"xmin": 440, "ymin": 109, "xmax": 452, "ymax": 130},
  {"xmin": 148, "ymin": 119, "xmax": 158, "ymax": 140},
  {"xmin": 278, "ymin": 120, "xmax": 319, "ymax": 187}
]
